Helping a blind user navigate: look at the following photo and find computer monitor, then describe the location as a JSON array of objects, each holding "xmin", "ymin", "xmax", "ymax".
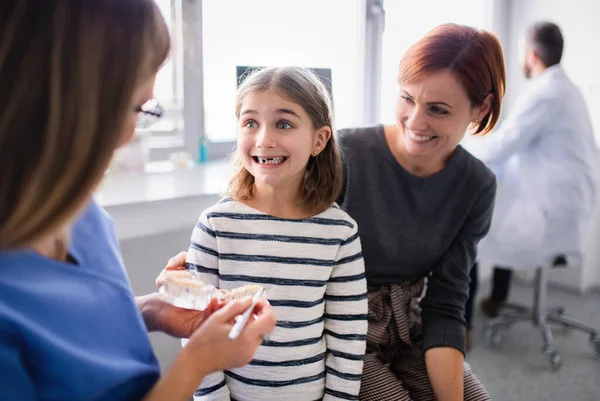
[{"xmin": 236, "ymin": 66, "xmax": 333, "ymax": 106}]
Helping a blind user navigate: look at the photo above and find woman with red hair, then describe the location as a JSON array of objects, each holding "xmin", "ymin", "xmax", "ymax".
[{"xmin": 336, "ymin": 24, "xmax": 505, "ymax": 400}]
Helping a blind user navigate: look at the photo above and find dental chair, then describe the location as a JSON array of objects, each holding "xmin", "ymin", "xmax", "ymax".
[{"xmin": 484, "ymin": 253, "xmax": 600, "ymax": 370}]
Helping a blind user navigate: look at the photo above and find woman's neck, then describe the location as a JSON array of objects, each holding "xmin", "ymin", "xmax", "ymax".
[
  {"xmin": 385, "ymin": 124, "xmax": 450, "ymax": 177},
  {"xmin": 31, "ymin": 230, "xmax": 70, "ymax": 262},
  {"xmin": 247, "ymin": 182, "xmax": 312, "ymax": 219}
]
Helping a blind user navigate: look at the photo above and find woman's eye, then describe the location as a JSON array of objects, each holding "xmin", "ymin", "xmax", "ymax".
[
  {"xmin": 244, "ymin": 120, "xmax": 258, "ymax": 129},
  {"xmin": 430, "ymin": 106, "xmax": 449, "ymax": 116},
  {"xmin": 277, "ymin": 121, "xmax": 293, "ymax": 130},
  {"xmin": 401, "ymin": 96, "xmax": 414, "ymax": 104}
]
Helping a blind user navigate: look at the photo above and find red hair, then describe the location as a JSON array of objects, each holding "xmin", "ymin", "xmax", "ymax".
[{"xmin": 399, "ymin": 24, "xmax": 506, "ymax": 135}]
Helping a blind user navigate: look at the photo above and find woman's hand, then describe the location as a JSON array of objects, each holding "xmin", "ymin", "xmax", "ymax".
[
  {"xmin": 155, "ymin": 251, "xmax": 188, "ymax": 288},
  {"xmin": 142, "ymin": 296, "xmax": 276, "ymax": 401},
  {"xmin": 186, "ymin": 297, "xmax": 276, "ymax": 372},
  {"xmin": 137, "ymin": 293, "xmax": 224, "ymax": 338}
]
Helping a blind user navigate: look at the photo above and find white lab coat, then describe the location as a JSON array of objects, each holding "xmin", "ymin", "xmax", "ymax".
[{"xmin": 464, "ymin": 65, "xmax": 597, "ymax": 269}]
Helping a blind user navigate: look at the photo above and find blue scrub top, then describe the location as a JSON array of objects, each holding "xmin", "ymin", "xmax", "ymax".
[{"xmin": 0, "ymin": 200, "xmax": 160, "ymax": 400}]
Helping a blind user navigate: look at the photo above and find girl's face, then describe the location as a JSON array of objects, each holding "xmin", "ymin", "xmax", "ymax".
[
  {"xmin": 237, "ymin": 89, "xmax": 330, "ymax": 193},
  {"xmin": 395, "ymin": 70, "xmax": 492, "ymax": 161}
]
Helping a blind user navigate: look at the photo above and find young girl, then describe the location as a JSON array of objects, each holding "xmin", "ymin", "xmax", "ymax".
[{"xmin": 186, "ymin": 67, "xmax": 367, "ymax": 400}]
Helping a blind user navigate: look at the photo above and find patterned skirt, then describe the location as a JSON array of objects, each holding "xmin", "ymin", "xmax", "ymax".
[{"xmin": 359, "ymin": 280, "xmax": 491, "ymax": 401}]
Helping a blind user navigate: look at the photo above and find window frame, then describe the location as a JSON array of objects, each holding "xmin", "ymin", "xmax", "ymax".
[{"xmin": 147, "ymin": 0, "xmax": 506, "ymax": 162}]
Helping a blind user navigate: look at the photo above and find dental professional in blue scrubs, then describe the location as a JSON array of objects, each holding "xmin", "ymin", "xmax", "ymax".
[{"xmin": 0, "ymin": 1, "xmax": 275, "ymax": 400}]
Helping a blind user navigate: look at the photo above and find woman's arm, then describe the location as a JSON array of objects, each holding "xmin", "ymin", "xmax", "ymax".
[
  {"xmin": 421, "ymin": 179, "xmax": 497, "ymax": 399},
  {"xmin": 425, "ymin": 347, "xmax": 464, "ymax": 401},
  {"xmin": 142, "ymin": 298, "xmax": 275, "ymax": 401},
  {"xmin": 0, "ymin": 334, "xmax": 38, "ymax": 400},
  {"xmin": 0, "ymin": 298, "xmax": 274, "ymax": 401}
]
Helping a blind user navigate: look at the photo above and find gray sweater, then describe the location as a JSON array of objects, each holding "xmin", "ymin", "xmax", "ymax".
[{"xmin": 337, "ymin": 125, "xmax": 496, "ymax": 354}]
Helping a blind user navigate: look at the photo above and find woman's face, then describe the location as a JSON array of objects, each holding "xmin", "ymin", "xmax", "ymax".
[
  {"xmin": 120, "ymin": 75, "xmax": 157, "ymax": 146},
  {"xmin": 395, "ymin": 70, "xmax": 490, "ymax": 160}
]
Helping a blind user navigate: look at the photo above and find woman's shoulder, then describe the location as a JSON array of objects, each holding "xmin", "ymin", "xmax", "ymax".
[
  {"xmin": 0, "ymin": 251, "xmax": 49, "ymax": 301},
  {"xmin": 337, "ymin": 124, "xmax": 383, "ymax": 147},
  {"xmin": 337, "ymin": 125, "xmax": 388, "ymax": 168},
  {"xmin": 456, "ymin": 145, "xmax": 496, "ymax": 190},
  {"xmin": 72, "ymin": 198, "xmax": 117, "ymax": 246}
]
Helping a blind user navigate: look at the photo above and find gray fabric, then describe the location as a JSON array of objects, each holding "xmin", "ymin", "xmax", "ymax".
[{"xmin": 337, "ymin": 125, "xmax": 496, "ymax": 354}]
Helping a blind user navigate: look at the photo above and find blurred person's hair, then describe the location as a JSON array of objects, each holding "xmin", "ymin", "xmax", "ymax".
[
  {"xmin": 228, "ymin": 66, "xmax": 342, "ymax": 213},
  {"xmin": 398, "ymin": 23, "xmax": 506, "ymax": 135},
  {"xmin": 526, "ymin": 21, "xmax": 564, "ymax": 67},
  {"xmin": 0, "ymin": 0, "xmax": 170, "ymax": 249}
]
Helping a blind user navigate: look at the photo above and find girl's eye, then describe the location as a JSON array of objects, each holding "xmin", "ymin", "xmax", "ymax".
[
  {"xmin": 277, "ymin": 121, "xmax": 293, "ymax": 130},
  {"xmin": 401, "ymin": 96, "xmax": 414, "ymax": 104},
  {"xmin": 430, "ymin": 106, "xmax": 449, "ymax": 116},
  {"xmin": 244, "ymin": 120, "xmax": 258, "ymax": 129}
]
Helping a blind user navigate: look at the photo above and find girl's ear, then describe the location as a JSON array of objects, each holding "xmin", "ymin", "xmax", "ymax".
[{"xmin": 312, "ymin": 126, "xmax": 332, "ymax": 156}]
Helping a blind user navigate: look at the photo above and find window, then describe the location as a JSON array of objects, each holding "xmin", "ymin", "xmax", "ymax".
[
  {"xmin": 137, "ymin": 1, "xmax": 497, "ymax": 160},
  {"xmin": 142, "ymin": 0, "xmax": 185, "ymax": 149},
  {"xmin": 202, "ymin": 0, "xmax": 367, "ymax": 142},
  {"xmin": 379, "ymin": 0, "xmax": 491, "ymax": 123}
]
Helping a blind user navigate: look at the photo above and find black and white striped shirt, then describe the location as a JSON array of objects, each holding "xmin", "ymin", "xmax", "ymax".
[{"xmin": 186, "ymin": 199, "xmax": 367, "ymax": 401}]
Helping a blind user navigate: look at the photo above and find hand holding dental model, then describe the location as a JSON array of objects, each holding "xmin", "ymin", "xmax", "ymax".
[
  {"xmin": 158, "ymin": 270, "xmax": 268, "ymax": 341},
  {"xmin": 158, "ymin": 270, "xmax": 267, "ymax": 310}
]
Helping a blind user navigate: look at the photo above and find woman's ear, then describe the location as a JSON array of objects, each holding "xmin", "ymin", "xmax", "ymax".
[
  {"xmin": 313, "ymin": 126, "xmax": 332, "ymax": 156},
  {"xmin": 474, "ymin": 93, "xmax": 494, "ymax": 123}
]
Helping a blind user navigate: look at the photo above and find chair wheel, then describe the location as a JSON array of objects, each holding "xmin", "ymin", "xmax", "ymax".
[
  {"xmin": 590, "ymin": 334, "xmax": 600, "ymax": 358},
  {"xmin": 485, "ymin": 327, "xmax": 502, "ymax": 346},
  {"xmin": 543, "ymin": 347, "xmax": 562, "ymax": 370}
]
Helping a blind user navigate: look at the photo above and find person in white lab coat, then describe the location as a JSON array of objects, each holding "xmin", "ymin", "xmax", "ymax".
[{"xmin": 464, "ymin": 22, "xmax": 597, "ymax": 334}]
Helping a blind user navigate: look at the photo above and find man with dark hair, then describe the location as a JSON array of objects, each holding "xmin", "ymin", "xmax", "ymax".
[
  {"xmin": 524, "ymin": 21, "xmax": 565, "ymax": 77},
  {"xmin": 463, "ymin": 21, "xmax": 597, "ymax": 345}
]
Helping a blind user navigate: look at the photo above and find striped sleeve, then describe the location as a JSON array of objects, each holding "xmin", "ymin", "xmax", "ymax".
[
  {"xmin": 186, "ymin": 211, "xmax": 220, "ymax": 285},
  {"xmin": 323, "ymin": 223, "xmax": 368, "ymax": 401},
  {"xmin": 186, "ymin": 212, "xmax": 230, "ymax": 401}
]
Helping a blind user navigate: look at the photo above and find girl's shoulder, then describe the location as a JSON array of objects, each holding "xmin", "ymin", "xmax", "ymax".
[
  {"xmin": 312, "ymin": 203, "xmax": 358, "ymax": 235},
  {"xmin": 200, "ymin": 197, "xmax": 247, "ymax": 217}
]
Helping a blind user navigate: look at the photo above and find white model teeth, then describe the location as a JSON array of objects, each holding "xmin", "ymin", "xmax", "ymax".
[
  {"xmin": 258, "ymin": 157, "xmax": 285, "ymax": 165},
  {"xmin": 408, "ymin": 131, "xmax": 435, "ymax": 142}
]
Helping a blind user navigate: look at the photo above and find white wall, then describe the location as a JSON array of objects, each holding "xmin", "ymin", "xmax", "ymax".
[{"xmin": 499, "ymin": 0, "xmax": 600, "ymax": 291}]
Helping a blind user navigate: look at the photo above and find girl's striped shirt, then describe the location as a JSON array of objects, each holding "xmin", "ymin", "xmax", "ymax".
[{"xmin": 186, "ymin": 199, "xmax": 367, "ymax": 401}]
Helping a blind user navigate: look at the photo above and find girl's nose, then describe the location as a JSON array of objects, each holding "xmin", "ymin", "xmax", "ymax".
[{"xmin": 255, "ymin": 126, "xmax": 276, "ymax": 148}]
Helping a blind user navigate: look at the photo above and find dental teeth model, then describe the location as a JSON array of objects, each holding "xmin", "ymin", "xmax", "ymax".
[{"xmin": 159, "ymin": 270, "xmax": 266, "ymax": 310}]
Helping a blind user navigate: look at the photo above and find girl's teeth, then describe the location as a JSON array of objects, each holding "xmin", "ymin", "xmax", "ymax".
[{"xmin": 258, "ymin": 157, "xmax": 285, "ymax": 165}]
